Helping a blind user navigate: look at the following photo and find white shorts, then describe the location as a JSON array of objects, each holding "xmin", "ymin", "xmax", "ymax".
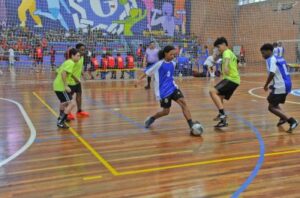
[{"xmin": 9, "ymin": 57, "xmax": 15, "ymax": 64}]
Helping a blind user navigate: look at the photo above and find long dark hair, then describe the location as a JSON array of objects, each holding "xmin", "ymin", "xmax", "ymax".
[{"xmin": 158, "ymin": 45, "xmax": 175, "ymax": 60}]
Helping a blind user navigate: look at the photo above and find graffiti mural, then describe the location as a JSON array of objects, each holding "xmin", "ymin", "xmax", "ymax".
[{"xmin": 4, "ymin": 0, "xmax": 191, "ymax": 36}]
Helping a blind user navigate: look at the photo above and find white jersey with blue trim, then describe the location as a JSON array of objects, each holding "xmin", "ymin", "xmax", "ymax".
[
  {"xmin": 273, "ymin": 47, "xmax": 280, "ymax": 57},
  {"xmin": 278, "ymin": 46, "xmax": 284, "ymax": 57},
  {"xmin": 266, "ymin": 56, "xmax": 292, "ymax": 94},
  {"xmin": 144, "ymin": 60, "xmax": 178, "ymax": 100}
]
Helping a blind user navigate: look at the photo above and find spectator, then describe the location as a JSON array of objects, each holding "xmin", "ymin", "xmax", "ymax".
[
  {"xmin": 273, "ymin": 42, "xmax": 279, "ymax": 57},
  {"xmin": 278, "ymin": 42, "xmax": 285, "ymax": 57},
  {"xmin": 8, "ymin": 46, "xmax": 15, "ymax": 69},
  {"xmin": 143, "ymin": 41, "xmax": 159, "ymax": 89},
  {"xmin": 49, "ymin": 46, "xmax": 56, "ymax": 70},
  {"xmin": 126, "ymin": 52, "xmax": 135, "ymax": 79}
]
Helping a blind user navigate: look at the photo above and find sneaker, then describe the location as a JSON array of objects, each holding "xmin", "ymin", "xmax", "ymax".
[
  {"xmin": 77, "ymin": 111, "xmax": 89, "ymax": 117},
  {"xmin": 287, "ymin": 120, "xmax": 299, "ymax": 133},
  {"xmin": 145, "ymin": 117, "xmax": 155, "ymax": 128},
  {"xmin": 214, "ymin": 118, "xmax": 228, "ymax": 128},
  {"xmin": 213, "ymin": 114, "xmax": 227, "ymax": 121},
  {"xmin": 144, "ymin": 85, "xmax": 150, "ymax": 90},
  {"xmin": 277, "ymin": 119, "xmax": 286, "ymax": 127},
  {"xmin": 57, "ymin": 122, "xmax": 69, "ymax": 129},
  {"xmin": 67, "ymin": 113, "xmax": 76, "ymax": 120}
]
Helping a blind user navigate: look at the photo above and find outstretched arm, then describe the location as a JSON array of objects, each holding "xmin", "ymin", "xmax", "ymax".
[{"xmin": 113, "ymin": 20, "xmax": 127, "ymax": 24}]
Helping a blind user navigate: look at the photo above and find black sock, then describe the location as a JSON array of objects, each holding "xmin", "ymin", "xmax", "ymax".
[
  {"xmin": 150, "ymin": 117, "xmax": 156, "ymax": 121},
  {"xmin": 287, "ymin": 117, "xmax": 296, "ymax": 124},
  {"xmin": 187, "ymin": 119, "xmax": 193, "ymax": 128},
  {"xmin": 59, "ymin": 110, "xmax": 64, "ymax": 117},
  {"xmin": 219, "ymin": 109, "xmax": 225, "ymax": 115},
  {"xmin": 147, "ymin": 77, "xmax": 151, "ymax": 86}
]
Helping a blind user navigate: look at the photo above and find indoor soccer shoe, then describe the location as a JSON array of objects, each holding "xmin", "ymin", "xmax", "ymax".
[
  {"xmin": 214, "ymin": 118, "xmax": 228, "ymax": 128},
  {"xmin": 277, "ymin": 119, "xmax": 286, "ymax": 127},
  {"xmin": 77, "ymin": 111, "xmax": 89, "ymax": 117},
  {"xmin": 67, "ymin": 113, "xmax": 75, "ymax": 120},
  {"xmin": 144, "ymin": 117, "xmax": 155, "ymax": 128},
  {"xmin": 287, "ymin": 120, "xmax": 299, "ymax": 133},
  {"xmin": 213, "ymin": 114, "xmax": 227, "ymax": 121},
  {"xmin": 57, "ymin": 122, "xmax": 69, "ymax": 129}
]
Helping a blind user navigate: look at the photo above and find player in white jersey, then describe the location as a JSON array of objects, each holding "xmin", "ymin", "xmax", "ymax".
[
  {"xmin": 203, "ymin": 48, "xmax": 221, "ymax": 78},
  {"xmin": 260, "ymin": 43, "xmax": 298, "ymax": 133},
  {"xmin": 273, "ymin": 42, "xmax": 280, "ymax": 57},
  {"xmin": 277, "ymin": 42, "xmax": 284, "ymax": 57}
]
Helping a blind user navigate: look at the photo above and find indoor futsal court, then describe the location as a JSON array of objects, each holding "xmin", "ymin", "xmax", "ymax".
[{"xmin": 1, "ymin": 0, "xmax": 300, "ymax": 197}]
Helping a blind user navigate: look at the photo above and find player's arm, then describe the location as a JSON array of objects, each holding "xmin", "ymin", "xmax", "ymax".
[
  {"xmin": 61, "ymin": 71, "xmax": 71, "ymax": 93},
  {"xmin": 113, "ymin": 20, "xmax": 126, "ymax": 24},
  {"xmin": 223, "ymin": 58, "xmax": 230, "ymax": 75},
  {"xmin": 264, "ymin": 72, "xmax": 275, "ymax": 91},
  {"xmin": 134, "ymin": 73, "xmax": 147, "ymax": 87}
]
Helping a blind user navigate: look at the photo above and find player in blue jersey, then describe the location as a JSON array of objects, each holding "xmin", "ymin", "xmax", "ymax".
[
  {"xmin": 135, "ymin": 46, "xmax": 198, "ymax": 134},
  {"xmin": 260, "ymin": 43, "xmax": 298, "ymax": 133}
]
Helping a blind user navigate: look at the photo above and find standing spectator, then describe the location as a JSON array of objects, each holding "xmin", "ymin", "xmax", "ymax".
[
  {"xmin": 35, "ymin": 44, "xmax": 43, "ymax": 72},
  {"xmin": 42, "ymin": 37, "xmax": 48, "ymax": 51},
  {"xmin": 116, "ymin": 53, "xmax": 125, "ymax": 79},
  {"xmin": 239, "ymin": 45, "xmax": 246, "ymax": 67},
  {"xmin": 278, "ymin": 42, "xmax": 285, "ymax": 57},
  {"xmin": 136, "ymin": 44, "xmax": 144, "ymax": 67},
  {"xmin": 126, "ymin": 52, "xmax": 135, "ymax": 79},
  {"xmin": 8, "ymin": 46, "xmax": 15, "ymax": 70},
  {"xmin": 64, "ymin": 45, "xmax": 71, "ymax": 60},
  {"xmin": 204, "ymin": 45, "xmax": 209, "ymax": 58},
  {"xmin": 49, "ymin": 46, "xmax": 56, "ymax": 71},
  {"xmin": 143, "ymin": 41, "xmax": 159, "ymax": 89}
]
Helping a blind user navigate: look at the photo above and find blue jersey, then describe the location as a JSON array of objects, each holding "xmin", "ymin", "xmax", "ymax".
[
  {"xmin": 177, "ymin": 56, "xmax": 189, "ymax": 68},
  {"xmin": 266, "ymin": 56, "xmax": 292, "ymax": 94},
  {"xmin": 145, "ymin": 60, "xmax": 178, "ymax": 100}
]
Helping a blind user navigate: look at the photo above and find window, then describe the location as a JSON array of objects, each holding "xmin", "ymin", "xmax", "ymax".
[{"xmin": 238, "ymin": 0, "xmax": 267, "ymax": 6}]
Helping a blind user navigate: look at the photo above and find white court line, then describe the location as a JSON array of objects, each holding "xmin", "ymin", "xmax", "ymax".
[
  {"xmin": 0, "ymin": 98, "xmax": 36, "ymax": 167},
  {"xmin": 248, "ymin": 87, "xmax": 300, "ymax": 105}
]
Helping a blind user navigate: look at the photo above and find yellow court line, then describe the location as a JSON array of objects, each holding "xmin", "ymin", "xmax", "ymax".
[
  {"xmin": 83, "ymin": 175, "xmax": 103, "ymax": 181},
  {"xmin": 33, "ymin": 92, "xmax": 300, "ymax": 180},
  {"xmin": 33, "ymin": 92, "xmax": 119, "ymax": 176}
]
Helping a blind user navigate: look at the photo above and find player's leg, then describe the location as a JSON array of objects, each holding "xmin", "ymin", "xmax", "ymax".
[
  {"xmin": 175, "ymin": 96, "xmax": 194, "ymax": 129},
  {"xmin": 56, "ymin": 91, "xmax": 75, "ymax": 128},
  {"xmin": 75, "ymin": 83, "xmax": 89, "ymax": 116},
  {"xmin": 144, "ymin": 96, "xmax": 172, "ymax": 128}
]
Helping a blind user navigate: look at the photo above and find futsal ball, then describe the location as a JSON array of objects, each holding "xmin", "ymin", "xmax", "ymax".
[{"xmin": 191, "ymin": 121, "xmax": 204, "ymax": 136}]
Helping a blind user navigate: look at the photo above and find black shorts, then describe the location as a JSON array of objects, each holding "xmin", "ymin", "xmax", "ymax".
[
  {"xmin": 160, "ymin": 89, "xmax": 184, "ymax": 108},
  {"xmin": 215, "ymin": 79, "xmax": 239, "ymax": 100},
  {"xmin": 69, "ymin": 83, "xmax": 82, "ymax": 95},
  {"xmin": 267, "ymin": 93, "xmax": 287, "ymax": 106},
  {"xmin": 55, "ymin": 91, "xmax": 72, "ymax": 103}
]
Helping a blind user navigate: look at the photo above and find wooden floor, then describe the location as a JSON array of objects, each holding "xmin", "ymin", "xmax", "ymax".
[{"xmin": 0, "ymin": 70, "xmax": 300, "ymax": 198}]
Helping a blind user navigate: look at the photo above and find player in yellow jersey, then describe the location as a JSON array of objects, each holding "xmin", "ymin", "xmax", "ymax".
[
  {"xmin": 209, "ymin": 37, "xmax": 240, "ymax": 128},
  {"xmin": 53, "ymin": 48, "xmax": 81, "ymax": 129},
  {"xmin": 67, "ymin": 43, "xmax": 89, "ymax": 120}
]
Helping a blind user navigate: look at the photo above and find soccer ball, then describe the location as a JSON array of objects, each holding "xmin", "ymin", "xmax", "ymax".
[{"xmin": 191, "ymin": 122, "xmax": 204, "ymax": 136}]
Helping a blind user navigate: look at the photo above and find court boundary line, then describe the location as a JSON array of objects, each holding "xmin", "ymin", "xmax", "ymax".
[
  {"xmin": 33, "ymin": 91, "xmax": 300, "ymax": 194},
  {"xmin": 33, "ymin": 92, "xmax": 116, "ymax": 176},
  {"xmin": 0, "ymin": 98, "xmax": 37, "ymax": 167}
]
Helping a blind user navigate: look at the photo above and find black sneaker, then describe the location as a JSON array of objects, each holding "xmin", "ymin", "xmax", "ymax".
[
  {"xmin": 214, "ymin": 118, "xmax": 228, "ymax": 128},
  {"xmin": 287, "ymin": 120, "xmax": 299, "ymax": 133},
  {"xmin": 57, "ymin": 122, "xmax": 69, "ymax": 129},
  {"xmin": 144, "ymin": 117, "xmax": 155, "ymax": 128},
  {"xmin": 214, "ymin": 114, "xmax": 227, "ymax": 121},
  {"xmin": 144, "ymin": 85, "xmax": 150, "ymax": 90},
  {"xmin": 277, "ymin": 119, "xmax": 286, "ymax": 127}
]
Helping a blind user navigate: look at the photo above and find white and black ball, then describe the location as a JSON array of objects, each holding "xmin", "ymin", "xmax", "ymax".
[{"xmin": 191, "ymin": 121, "xmax": 204, "ymax": 136}]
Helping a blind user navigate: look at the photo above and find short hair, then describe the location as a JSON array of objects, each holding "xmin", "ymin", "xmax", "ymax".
[
  {"xmin": 69, "ymin": 48, "xmax": 79, "ymax": 57},
  {"xmin": 260, "ymin": 43, "xmax": 274, "ymax": 52},
  {"xmin": 75, "ymin": 43, "xmax": 85, "ymax": 49},
  {"xmin": 214, "ymin": 37, "xmax": 228, "ymax": 47}
]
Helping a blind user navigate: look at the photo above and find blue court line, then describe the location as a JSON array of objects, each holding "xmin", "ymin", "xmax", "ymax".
[
  {"xmin": 229, "ymin": 112, "xmax": 265, "ymax": 198},
  {"xmin": 86, "ymin": 96, "xmax": 148, "ymax": 131}
]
